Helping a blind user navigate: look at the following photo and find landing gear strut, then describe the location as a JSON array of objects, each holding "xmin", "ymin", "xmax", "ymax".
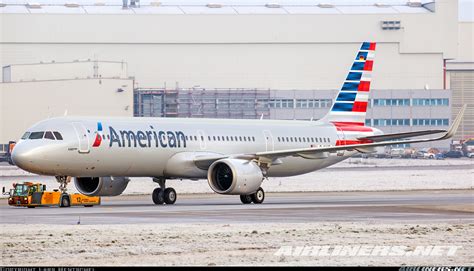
[
  {"xmin": 152, "ymin": 178, "xmax": 177, "ymax": 205},
  {"xmin": 55, "ymin": 176, "xmax": 71, "ymax": 193},
  {"xmin": 240, "ymin": 187, "xmax": 265, "ymax": 204}
]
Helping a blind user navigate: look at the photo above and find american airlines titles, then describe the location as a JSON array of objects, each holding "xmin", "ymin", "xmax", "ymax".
[{"xmin": 109, "ymin": 126, "xmax": 186, "ymax": 148}]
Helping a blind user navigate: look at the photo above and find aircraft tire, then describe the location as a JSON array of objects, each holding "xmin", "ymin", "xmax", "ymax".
[
  {"xmin": 61, "ymin": 195, "xmax": 71, "ymax": 208},
  {"xmin": 251, "ymin": 187, "xmax": 265, "ymax": 204},
  {"xmin": 164, "ymin": 188, "xmax": 177, "ymax": 205},
  {"xmin": 240, "ymin": 194, "xmax": 252, "ymax": 204},
  {"xmin": 152, "ymin": 188, "xmax": 165, "ymax": 205}
]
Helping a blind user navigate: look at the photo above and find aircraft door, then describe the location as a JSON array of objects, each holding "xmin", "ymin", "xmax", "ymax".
[
  {"xmin": 72, "ymin": 122, "xmax": 90, "ymax": 154},
  {"xmin": 263, "ymin": 130, "xmax": 274, "ymax": 151},
  {"xmin": 197, "ymin": 130, "xmax": 206, "ymax": 150},
  {"xmin": 335, "ymin": 127, "xmax": 346, "ymax": 156}
]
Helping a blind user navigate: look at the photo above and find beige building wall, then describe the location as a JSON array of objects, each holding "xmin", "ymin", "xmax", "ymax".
[
  {"xmin": 0, "ymin": 78, "xmax": 134, "ymax": 142},
  {"xmin": 0, "ymin": 0, "xmax": 458, "ymax": 90},
  {"xmin": 2, "ymin": 60, "xmax": 129, "ymax": 83}
]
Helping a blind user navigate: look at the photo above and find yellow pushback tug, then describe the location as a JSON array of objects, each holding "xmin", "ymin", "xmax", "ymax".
[{"xmin": 4, "ymin": 182, "xmax": 100, "ymax": 208}]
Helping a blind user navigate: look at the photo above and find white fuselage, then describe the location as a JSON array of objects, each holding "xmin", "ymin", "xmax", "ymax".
[{"xmin": 11, "ymin": 117, "xmax": 380, "ymax": 179}]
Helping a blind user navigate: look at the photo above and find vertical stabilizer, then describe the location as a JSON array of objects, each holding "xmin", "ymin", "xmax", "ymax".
[{"xmin": 320, "ymin": 42, "xmax": 376, "ymax": 126}]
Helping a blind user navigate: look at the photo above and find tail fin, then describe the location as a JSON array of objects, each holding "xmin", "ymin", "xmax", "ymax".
[{"xmin": 320, "ymin": 42, "xmax": 376, "ymax": 126}]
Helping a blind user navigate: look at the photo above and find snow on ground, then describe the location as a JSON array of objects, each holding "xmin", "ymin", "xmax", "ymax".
[
  {"xmin": 1, "ymin": 222, "xmax": 472, "ymax": 266},
  {"xmin": 0, "ymin": 158, "xmax": 472, "ymax": 198}
]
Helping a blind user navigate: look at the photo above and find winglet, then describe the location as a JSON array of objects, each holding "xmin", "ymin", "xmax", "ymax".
[{"xmin": 441, "ymin": 104, "xmax": 467, "ymax": 140}]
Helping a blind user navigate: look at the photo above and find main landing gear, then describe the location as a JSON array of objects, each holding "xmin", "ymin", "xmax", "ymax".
[
  {"xmin": 240, "ymin": 187, "xmax": 265, "ymax": 204},
  {"xmin": 152, "ymin": 178, "xmax": 177, "ymax": 205}
]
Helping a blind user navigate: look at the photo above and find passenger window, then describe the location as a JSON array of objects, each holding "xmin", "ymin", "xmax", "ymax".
[
  {"xmin": 208, "ymin": 136, "xmax": 211, "ymax": 141},
  {"xmin": 185, "ymin": 136, "xmax": 189, "ymax": 140},
  {"xmin": 213, "ymin": 136, "xmax": 216, "ymax": 141},
  {"xmin": 226, "ymin": 136, "xmax": 229, "ymax": 141},
  {"xmin": 44, "ymin": 131, "xmax": 55, "ymax": 140},
  {"xmin": 252, "ymin": 136, "xmax": 255, "ymax": 142},
  {"xmin": 102, "ymin": 134, "xmax": 106, "ymax": 140},
  {"xmin": 239, "ymin": 136, "xmax": 242, "ymax": 141},
  {"xmin": 244, "ymin": 137, "xmax": 247, "ymax": 142},
  {"xmin": 29, "ymin": 132, "xmax": 45, "ymax": 140},
  {"xmin": 194, "ymin": 136, "xmax": 197, "ymax": 141},
  {"xmin": 311, "ymin": 138, "xmax": 314, "ymax": 143},
  {"xmin": 21, "ymin": 132, "xmax": 31, "ymax": 140},
  {"xmin": 303, "ymin": 138, "xmax": 306, "ymax": 142}
]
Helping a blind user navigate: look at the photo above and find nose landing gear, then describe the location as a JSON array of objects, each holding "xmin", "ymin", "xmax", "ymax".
[
  {"xmin": 152, "ymin": 178, "xmax": 177, "ymax": 205},
  {"xmin": 55, "ymin": 176, "xmax": 71, "ymax": 193}
]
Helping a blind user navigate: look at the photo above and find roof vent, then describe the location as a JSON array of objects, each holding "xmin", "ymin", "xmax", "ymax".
[
  {"xmin": 265, "ymin": 3, "xmax": 281, "ymax": 8},
  {"xmin": 94, "ymin": 2, "xmax": 106, "ymax": 6},
  {"xmin": 26, "ymin": 2, "xmax": 42, "ymax": 8},
  {"xmin": 150, "ymin": 1, "xmax": 161, "ymax": 6},
  {"xmin": 207, "ymin": 3, "xmax": 223, "ymax": 8},
  {"xmin": 317, "ymin": 3, "xmax": 334, "ymax": 8},
  {"xmin": 64, "ymin": 2, "xmax": 80, "ymax": 7},
  {"xmin": 0, "ymin": 2, "xmax": 6, "ymax": 7},
  {"xmin": 374, "ymin": 3, "xmax": 389, "ymax": 7},
  {"xmin": 407, "ymin": 1, "xmax": 422, "ymax": 7}
]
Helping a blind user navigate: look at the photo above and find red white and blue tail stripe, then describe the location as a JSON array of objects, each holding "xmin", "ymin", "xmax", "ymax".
[{"xmin": 321, "ymin": 42, "xmax": 376, "ymax": 126}]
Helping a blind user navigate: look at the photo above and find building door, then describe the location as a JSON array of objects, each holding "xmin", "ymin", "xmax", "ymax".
[{"xmin": 72, "ymin": 122, "xmax": 90, "ymax": 154}]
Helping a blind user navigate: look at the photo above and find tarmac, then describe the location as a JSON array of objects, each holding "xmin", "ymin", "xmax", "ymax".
[{"xmin": 1, "ymin": 189, "xmax": 472, "ymax": 225}]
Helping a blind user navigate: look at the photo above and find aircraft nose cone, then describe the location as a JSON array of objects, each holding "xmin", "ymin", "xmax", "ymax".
[{"xmin": 11, "ymin": 143, "xmax": 33, "ymax": 169}]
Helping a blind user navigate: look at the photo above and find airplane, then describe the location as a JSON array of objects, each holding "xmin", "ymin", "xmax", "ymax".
[{"xmin": 11, "ymin": 42, "xmax": 467, "ymax": 205}]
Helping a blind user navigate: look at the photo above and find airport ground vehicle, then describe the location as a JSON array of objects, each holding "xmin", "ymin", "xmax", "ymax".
[
  {"xmin": 4, "ymin": 182, "xmax": 100, "ymax": 208},
  {"xmin": 443, "ymin": 150, "xmax": 463, "ymax": 158}
]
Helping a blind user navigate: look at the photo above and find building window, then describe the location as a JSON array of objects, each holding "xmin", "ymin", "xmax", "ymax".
[
  {"xmin": 413, "ymin": 98, "xmax": 449, "ymax": 106},
  {"xmin": 413, "ymin": 119, "xmax": 449, "ymax": 126},
  {"xmin": 373, "ymin": 99, "xmax": 410, "ymax": 106},
  {"xmin": 373, "ymin": 119, "xmax": 410, "ymax": 126}
]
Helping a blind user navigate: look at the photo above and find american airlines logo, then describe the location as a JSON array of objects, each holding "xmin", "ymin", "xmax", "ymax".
[{"xmin": 108, "ymin": 126, "xmax": 187, "ymax": 148}]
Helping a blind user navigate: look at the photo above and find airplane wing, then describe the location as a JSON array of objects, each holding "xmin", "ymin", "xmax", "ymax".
[
  {"xmin": 357, "ymin": 130, "xmax": 446, "ymax": 142},
  {"xmin": 253, "ymin": 105, "xmax": 466, "ymax": 160},
  {"xmin": 193, "ymin": 105, "xmax": 466, "ymax": 167}
]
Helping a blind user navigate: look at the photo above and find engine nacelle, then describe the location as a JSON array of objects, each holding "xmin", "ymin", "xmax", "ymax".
[
  {"xmin": 74, "ymin": 176, "xmax": 130, "ymax": 196},
  {"xmin": 207, "ymin": 159, "xmax": 263, "ymax": 195}
]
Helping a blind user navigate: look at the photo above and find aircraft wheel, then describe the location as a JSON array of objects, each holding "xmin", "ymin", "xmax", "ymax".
[
  {"xmin": 164, "ymin": 188, "xmax": 177, "ymax": 205},
  {"xmin": 240, "ymin": 194, "xmax": 253, "ymax": 204},
  {"xmin": 152, "ymin": 188, "xmax": 165, "ymax": 205},
  {"xmin": 61, "ymin": 196, "xmax": 71, "ymax": 208},
  {"xmin": 251, "ymin": 187, "xmax": 265, "ymax": 204}
]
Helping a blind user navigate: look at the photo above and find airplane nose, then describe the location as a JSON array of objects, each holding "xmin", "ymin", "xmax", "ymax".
[{"xmin": 11, "ymin": 143, "xmax": 33, "ymax": 169}]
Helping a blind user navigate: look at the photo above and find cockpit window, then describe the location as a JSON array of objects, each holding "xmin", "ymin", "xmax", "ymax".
[
  {"xmin": 21, "ymin": 132, "xmax": 31, "ymax": 140},
  {"xmin": 29, "ymin": 132, "xmax": 45, "ymax": 140},
  {"xmin": 53, "ymin": 132, "xmax": 63, "ymax": 140},
  {"xmin": 44, "ymin": 131, "xmax": 55, "ymax": 140}
]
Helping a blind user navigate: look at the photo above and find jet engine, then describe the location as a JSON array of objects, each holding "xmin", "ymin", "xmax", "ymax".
[
  {"xmin": 74, "ymin": 176, "xmax": 130, "ymax": 196},
  {"xmin": 207, "ymin": 159, "xmax": 263, "ymax": 195}
]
